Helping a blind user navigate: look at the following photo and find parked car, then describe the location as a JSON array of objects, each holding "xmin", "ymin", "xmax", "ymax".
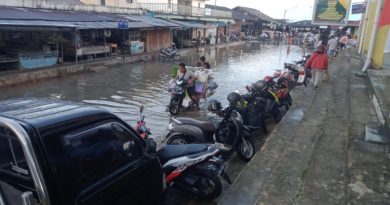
[{"xmin": 0, "ymin": 98, "xmax": 165, "ymax": 205}]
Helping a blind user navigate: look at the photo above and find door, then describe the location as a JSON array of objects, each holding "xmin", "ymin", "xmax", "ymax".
[{"xmin": 62, "ymin": 122, "xmax": 164, "ymax": 205}]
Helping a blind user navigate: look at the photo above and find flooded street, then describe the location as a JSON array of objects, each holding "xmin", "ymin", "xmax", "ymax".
[{"xmin": 0, "ymin": 42, "xmax": 308, "ymax": 141}]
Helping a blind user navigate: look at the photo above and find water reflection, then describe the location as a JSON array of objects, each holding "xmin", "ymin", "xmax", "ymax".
[{"xmin": 0, "ymin": 42, "xmax": 310, "ymax": 139}]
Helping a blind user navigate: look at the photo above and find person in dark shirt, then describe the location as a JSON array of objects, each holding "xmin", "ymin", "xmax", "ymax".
[{"xmin": 196, "ymin": 56, "xmax": 211, "ymax": 69}]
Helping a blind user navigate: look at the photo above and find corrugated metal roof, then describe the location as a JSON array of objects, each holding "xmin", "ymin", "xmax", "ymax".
[
  {"xmin": 0, "ymin": 7, "xmax": 178, "ymax": 29},
  {"xmin": 121, "ymin": 15, "xmax": 181, "ymax": 28},
  {"xmin": 233, "ymin": 6, "xmax": 274, "ymax": 23},
  {"xmin": 0, "ymin": 20, "xmax": 152, "ymax": 29},
  {"xmin": 0, "ymin": 7, "xmax": 114, "ymax": 22},
  {"xmin": 167, "ymin": 20, "xmax": 209, "ymax": 29},
  {"xmin": 231, "ymin": 9, "xmax": 258, "ymax": 22}
]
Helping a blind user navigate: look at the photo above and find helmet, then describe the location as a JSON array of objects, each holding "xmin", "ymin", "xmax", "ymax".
[
  {"xmin": 227, "ymin": 92, "xmax": 242, "ymax": 106},
  {"xmin": 207, "ymin": 99, "xmax": 222, "ymax": 111},
  {"xmin": 263, "ymin": 76, "xmax": 273, "ymax": 83},
  {"xmin": 252, "ymin": 80, "xmax": 267, "ymax": 92}
]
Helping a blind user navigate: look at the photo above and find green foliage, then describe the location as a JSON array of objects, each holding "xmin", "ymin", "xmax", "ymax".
[
  {"xmin": 336, "ymin": 1, "xmax": 347, "ymax": 18},
  {"xmin": 171, "ymin": 65, "xmax": 178, "ymax": 78}
]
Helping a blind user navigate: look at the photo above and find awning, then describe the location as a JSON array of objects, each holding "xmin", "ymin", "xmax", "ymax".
[
  {"xmin": 121, "ymin": 15, "xmax": 181, "ymax": 28},
  {"xmin": 0, "ymin": 20, "xmax": 153, "ymax": 30},
  {"xmin": 167, "ymin": 20, "xmax": 209, "ymax": 29}
]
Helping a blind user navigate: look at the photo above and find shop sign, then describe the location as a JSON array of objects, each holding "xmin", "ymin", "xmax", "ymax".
[
  {"xmin": 118, "ymin": 20, "xmax": 129, "ymax": 29},
  {"xmin": 351, "ymin": 3, "xmax": 366, "ymax": 14},
  {"xmin": 312, "ymin": 0, "xmax": 352, "ymax": 26}
]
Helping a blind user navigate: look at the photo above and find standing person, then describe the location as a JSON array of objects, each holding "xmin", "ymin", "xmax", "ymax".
[
  {"xmin": 327, "ymin": 35, "xmax": 338, "ymax": 61},
  {"xmin": 196, "ymin": 56, "xmax": 211, "ymax": 69},
  {"xmin": 175, "ymin": 63, "xmax": 198, "ymax": 108},
  {"xmin": 304, "ymin": 45, "xmax": 329, "ymax": 89}
]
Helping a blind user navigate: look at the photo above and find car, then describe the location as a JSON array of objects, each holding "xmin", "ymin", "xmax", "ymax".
[{"xmin": 0, "ymin": 98, "xmax": 165, "ymax": 205}]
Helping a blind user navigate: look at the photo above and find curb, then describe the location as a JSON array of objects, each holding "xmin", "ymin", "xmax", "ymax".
[{"xmin": 366, "ymin": 69, "xmax": 390, "ymax": 141}]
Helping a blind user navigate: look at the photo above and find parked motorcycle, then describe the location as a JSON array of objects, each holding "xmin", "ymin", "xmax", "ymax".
[
  {"xmin": 159, "ymin": 43, "xmax": 181, "ymax": 61},
  {"xmin": 132, "ymin": 106, "xmax": 231, "ymax": 200},
  {"xmin": 245, "ymin": 80, "xmax": 283, "ymax": 123},
  {"xmin": 263, "ymin": 75, "xmax": 292, "ymax": 111},
  {"xmin": 166, "ymin": 93, "xmax": 256, "ymax": 162},
  {"xmin": 158, "ymin": 143, "xmax": 231, "ymax": 200}
]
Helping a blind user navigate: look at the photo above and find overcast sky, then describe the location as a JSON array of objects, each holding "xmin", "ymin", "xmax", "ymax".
[{"xmin": 213, "ymin": 0, "xmax": 362, "ymax": 21}]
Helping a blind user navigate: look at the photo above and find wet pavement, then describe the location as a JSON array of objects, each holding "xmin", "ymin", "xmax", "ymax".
[{"xmin": 0, "ymin": 42, "xmax": 309, "ymax": 143}]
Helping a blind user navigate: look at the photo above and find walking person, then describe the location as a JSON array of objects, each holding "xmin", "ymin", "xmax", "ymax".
[
  {"xmin": 338, "ymin": 34, "xmax": 349, "ymax": 50},
  {"xmin": 327, "ymin": 35, "xmax": 338, "ymax": 62},
  {"xmin": 305, "ymin": 45, "xmax": 329, "ymax": 89}
]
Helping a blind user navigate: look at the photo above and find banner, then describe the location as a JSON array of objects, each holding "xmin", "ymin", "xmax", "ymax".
[
  {"xmin": 312, "ymin": 0, "xmax": 352, "ymax": 26},
  {"xmin": 351, "ymin": 3, "xmax": 366, "ymax": 14},
  {"xmin": 379, "ymin": 0, "xmax": 390, "ymax": 27}
]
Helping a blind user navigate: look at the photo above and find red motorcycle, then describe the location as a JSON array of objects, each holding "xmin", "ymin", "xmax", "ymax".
[
  {"xmin": 133, "ymin": 105, "xmax": 151, "ymax": 139},
  {"xmin": 263, "ymin": 75, "xmax": 292, "ymax": 111}
]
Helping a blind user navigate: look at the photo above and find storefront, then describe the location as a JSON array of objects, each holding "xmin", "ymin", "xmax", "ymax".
[{"xmin": 0, "ymin": 28, "xmax": 61, "ymax": 70}]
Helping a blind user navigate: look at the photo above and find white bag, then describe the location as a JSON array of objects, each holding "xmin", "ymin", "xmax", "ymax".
[{"xmin": 182, "ymin": 95, "xmax": 191, "ymax": 108}]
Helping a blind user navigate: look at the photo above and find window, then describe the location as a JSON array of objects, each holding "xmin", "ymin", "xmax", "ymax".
[
  {"xmin": 62, "ymin": 122, "xmax": 142, "ymax": 188},
  {"xmin": 0, "ymin": 127, "xmax": 31, "ymax": 179},
  {"xmin": 100, "ymin": 0, "xmax": 105, "ymax": 6}
]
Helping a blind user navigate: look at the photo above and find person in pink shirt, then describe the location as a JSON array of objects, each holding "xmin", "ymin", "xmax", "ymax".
[{"xmin": 339, "ymin": 35, "xmax": 349, "ymax": 50}]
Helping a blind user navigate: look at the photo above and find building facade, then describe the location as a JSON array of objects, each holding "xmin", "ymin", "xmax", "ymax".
[{"xmin": 361, "ymin": 0, "xmax": 390, "ymax": 69}]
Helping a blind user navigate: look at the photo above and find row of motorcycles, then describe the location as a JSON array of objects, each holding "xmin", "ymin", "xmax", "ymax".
[{"xmin": 132, "ymin": 54, "xmax": 312, "ymax": 202}]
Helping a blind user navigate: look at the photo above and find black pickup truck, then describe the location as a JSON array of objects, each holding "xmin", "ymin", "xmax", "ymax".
[{"xmin": 0, "ymin": 98, "xmax": 165, "ymax": 205}]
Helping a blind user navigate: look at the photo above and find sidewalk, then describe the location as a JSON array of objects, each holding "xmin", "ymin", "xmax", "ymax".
[{"xmin": 218, "ymin": 51, "xmax": 390, "ymax": 205}]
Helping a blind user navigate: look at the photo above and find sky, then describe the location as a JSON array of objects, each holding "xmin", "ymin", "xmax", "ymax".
[{"xmin": 213, "ymin": 0, "xmax": 363, "ymax": 22}]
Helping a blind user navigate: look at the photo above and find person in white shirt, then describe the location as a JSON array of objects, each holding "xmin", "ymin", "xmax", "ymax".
[{"xmin": 327, "ymin": 35, "xmax": 338, "ymax": 61}]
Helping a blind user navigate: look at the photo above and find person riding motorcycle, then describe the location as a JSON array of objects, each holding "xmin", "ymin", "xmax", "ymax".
[
  {"xmin": 197, "ymin": 56, "xmax": 211, "ymax": 69},
  {"xmin": 175, "ymin": 63, "xmax": 198, "ymax": 109}
]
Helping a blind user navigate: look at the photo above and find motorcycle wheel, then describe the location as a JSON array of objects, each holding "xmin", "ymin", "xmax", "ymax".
[
  {"xmin": 192, "ymin": 168, "xmax": 222, "ymax": 200},
  {"xmin": 236, "ymin": 137, "xmax": 255, "ymax": 162},
  {"xmin": 287, "ymin": 93, "xmax": 293, "ymax": 106},
  {"xmin": 167, "ymin": 134, "xmax": 190, "ymax": 145},
  {"xmin": 285, "ymin": 103, "xmax": 290, "ymax": 111},
  {"xmin": 274, "ymin": 108, "xmax": 282, "ymax": 123},
  {"xmin": 169, "ymin": 99, "xmax": 180, "ymax": 115}
]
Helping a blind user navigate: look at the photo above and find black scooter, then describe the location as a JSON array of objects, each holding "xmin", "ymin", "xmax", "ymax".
[{"xmin": 165, "ymin": 103, "xmax": 255, "ymax": 162}]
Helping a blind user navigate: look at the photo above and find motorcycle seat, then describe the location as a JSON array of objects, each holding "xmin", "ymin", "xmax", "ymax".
[
  {"xmin": 157, "ymin": 144, "xmax": 209, "ymax": 165},
  {"xmin": 176, "ymin": 118, "xmax": 216, "ymax": 132}
]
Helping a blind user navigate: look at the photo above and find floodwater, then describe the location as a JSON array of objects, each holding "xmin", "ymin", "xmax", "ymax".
[{"xmin": 0, "ymin": 41, "xmax": 309, "ymax": 141}]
